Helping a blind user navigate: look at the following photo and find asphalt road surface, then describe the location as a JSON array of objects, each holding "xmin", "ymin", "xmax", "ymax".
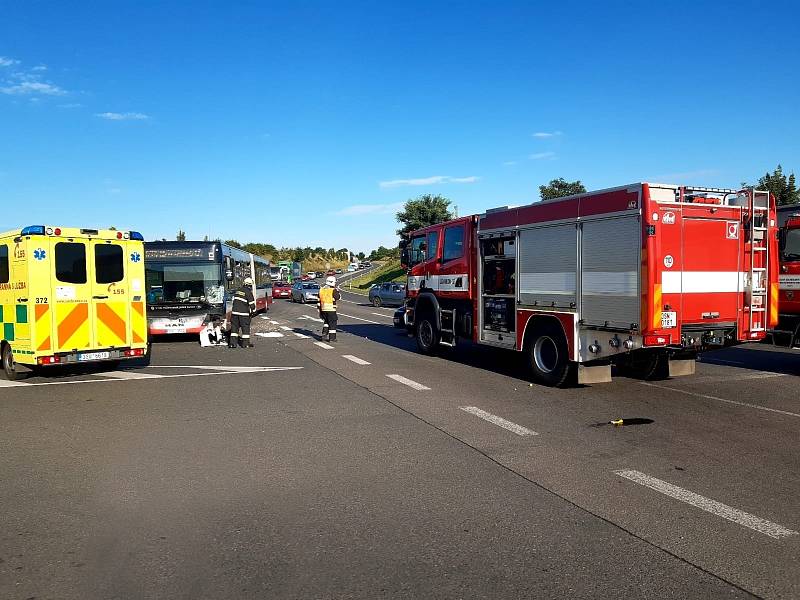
[{"xmin": 1, "ymin": 290, "xmax": 798, "ymax": 599}]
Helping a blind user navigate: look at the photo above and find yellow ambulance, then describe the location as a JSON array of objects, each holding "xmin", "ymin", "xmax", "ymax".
[{"xmin": 0, "ymin": 225, "xmax": 149, "ymax": 380}]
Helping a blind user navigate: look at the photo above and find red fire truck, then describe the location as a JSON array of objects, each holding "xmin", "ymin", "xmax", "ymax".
[
  {"xmin": 400, "ymin": 183, "xmax": 778, "ymax": 386},
  {"xmin": 773, "ymin": 204, "xmax": 800, "ymax": 346}
]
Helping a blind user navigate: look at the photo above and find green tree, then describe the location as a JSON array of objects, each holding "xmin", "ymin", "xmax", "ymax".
[
  {"xmin": 177, "ymin": 229, "xmax": 186, "ymax": 241},
  {"xmin": 357, "ymin": 252, "xmax": 366, "ymax": 261},
  {"xmin": 539, "ymin": 178, "xmax": 587, "ymax": 201},
  {"xmin": 396, "ymin": 194, "xmax": 453, "ymax": 237},
  {"xmin": 224, "ymin": 239, "xmax": 242, "ymax": 249},
  {"xmin": 754, "ymin": 165, "xmax": 800, "ymax": 206}
]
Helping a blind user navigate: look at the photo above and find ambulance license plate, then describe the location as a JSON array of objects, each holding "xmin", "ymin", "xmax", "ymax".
[
  {"xmin": 79, "ymin": 351, "xmax": 111, "ymax": 362},
  {"xmin": 661, "ymin": 311, "xmax": 677, "ymax": 328}
]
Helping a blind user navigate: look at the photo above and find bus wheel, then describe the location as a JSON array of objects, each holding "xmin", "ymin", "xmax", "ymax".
[
  {"xmin": 2, "ymin": 343, "xmax": 19, "ymax": 381},
  {"xmin": 527, "ymin": 321, "xmax": 573, "ymax": 387},
  {"xmin": 415, "ymin": 316, "xmax": 440, "ymax": 355}
]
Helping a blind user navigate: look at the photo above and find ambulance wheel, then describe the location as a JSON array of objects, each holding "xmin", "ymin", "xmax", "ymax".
[
  {"xmin": 415, "ymin": 316, "xmax": 440, "ymax": 355},
  {"xmin": 2, "ymin": 343, "xmax": 19, "ymax": 381},
  {"xmin": 527, "ymin": 321, "xmax": 573, "ymax": 387}
]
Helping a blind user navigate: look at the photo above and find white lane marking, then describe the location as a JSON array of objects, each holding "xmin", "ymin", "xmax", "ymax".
[
  {"xmin": 371, "ymin": 312, "xmax": 394, "ymax": 318},
  {"xmin": 293, "ymin": 331, "xmax": 310, "ymax": 339},
  {"xmin": 314, "ymin": 342, "xmax": 334, "ymax": 350},
  {"xmin": 0, "ymin": 367, "xmax": 303, "ymax": 388},
  {"xmin": 342, "ymin": 354, "xmax": 371, "ymax": 365},
  {"xmin": 386, "ymin": 374, "xmax": 430, "ymax": 390},
  {"xmin": 93, "ymin": 370, "xmax": 161, "ymax": 380},
  {"xmin": 339, "ymin": 313, "xmax": 381, "ymax": 324},
  {"xmin": 459, "ymin": 406, "xmax": 538, "ymax": 436},
  {"xmin": 257, "ymin": 332, "xmax": 285, "ymax": 338},
  {"xmin": 685, "ymin": 372, "xmax": 786, "ymax": 384},
  {"xmin": 279, "ymin": 326, "xmax": 293, "ymax": 331},
  {"xmin": 614, "ymin": 469, "xmax": 798, "ymax": 539},
  {"xmin": 269, "ymin": 320, "xmax": 281, "ymax": 325},
  {"xmin": 298, "ymin": 315, "xmax": 323, "ymax": 323},
  {"xmin": 340, "ymin": 299, "xmax": 361, "ymax": 304},
  {"xmin": 0, "ymin": 379, "xmax": 27, "ymax": 387},
  {"xmin": 641, "ymin": 382, "xmax": 800, "ymax": 418}
]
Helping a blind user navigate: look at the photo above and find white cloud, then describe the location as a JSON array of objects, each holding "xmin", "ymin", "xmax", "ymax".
[
  {"xmin": 95, "ymin": 112, "xmax": 150, "ymax": 121},
  {"xmin": 529, "ymin": 152, "xmax": 556, "ymax": 160},
  {"xmin": 379, "ymin": 175, "xmax": 479, "ymax": 188},
  {"xmin": 333, "ymin": 202, "xmax": 403, "ymax": 216},
  {"xmin": 31, "ymin": 65, "xmax": 47, "ymax": 71},
  {"xmin": 503, "ymin": 160, "xmax": 518, "ymax": 166},
  {"xmin": 107, "ymin": 187, "xmax": 122, "ymax": 194},
  {"xmin": 0, "ymin": 80, "xmax": 66, "ymax": 96},
  {"xmin": 532, "ymin": 131, "xmax": 562, "ymax": 138},
  {"xmin": 58, "ymin": 103, "xmax": 82, "ymax": 109},
  {"xmin": 0, "ymin": 57, "xmax": 19, "ymax": 67}
]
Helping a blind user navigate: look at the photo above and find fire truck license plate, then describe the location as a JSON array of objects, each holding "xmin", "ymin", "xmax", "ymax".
[
  {"xmin": 79, "ymin": 351, "xmax": 111, "ymax": 362},
  {"xmin": 661, "ymin": 311, "xmax": 677, "ymax": 328}
]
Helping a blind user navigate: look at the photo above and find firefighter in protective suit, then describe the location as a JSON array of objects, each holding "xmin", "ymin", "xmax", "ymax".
[
  {"xmin": 319, "ymin": 276, "xmax": 341, "ymax": 342},
  {"xmin": 229, "ymin": 277, "xmax": 256, "ymax": 348}
]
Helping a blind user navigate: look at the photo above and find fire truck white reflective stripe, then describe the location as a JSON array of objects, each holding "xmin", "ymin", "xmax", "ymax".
[
  {"xmin": 662, "ymin": 271, "xmax": 746, "ymax": 294},
  {"xmin": 406, "ymin": 274, "xmax": 468, "ymax": 291},
  {"xmin": 232, "ymin": 311, "xmax": 250, "ymax": 316},
  {"xmin": 520, "ymin": 272, "xmax": 575, "ymax": 295},
  {"xmin": 779, "ymin": 274, "xmax": 800, "ymax": 290},
  {"xmin": 582, "ymin": 271, "xmax": 638, "ymax": 297}
]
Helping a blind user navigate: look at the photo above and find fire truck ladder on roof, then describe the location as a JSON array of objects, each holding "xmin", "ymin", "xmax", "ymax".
[{"xmin": 747, "ymin": 190, "xmax": 770, "ymax": 334}]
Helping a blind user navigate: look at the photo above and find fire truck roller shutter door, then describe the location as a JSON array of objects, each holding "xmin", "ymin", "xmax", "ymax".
[
  {"xmin": 580, "ymin": 215, "xmax": 641, "ymax": 329},
  {"xmin": 518, "ymin": 224, "xmax": 577, "ymax": 309}
]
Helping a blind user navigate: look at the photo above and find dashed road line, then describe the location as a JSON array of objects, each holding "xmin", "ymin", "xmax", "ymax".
[
  {"xmin": 293, "ymin": 331, "xmax": 310, "ymax": 339},
  {"xmin": 342, "ymin": 355, "xmax": 371, "ymax": 365},
  {"xmin": 641, "ymin": 382, "xmax": 800, "ymax": 418},
  {"xmin": 339, "ymin": 313, "xmax": 381, "ymax": 324},
  {"xmin": 386, "ymin": 374, "xmax": 430, "ymax": 391},
  {"xmin": 279, "ymin": 326, "xmax": 293, "ymax": 331},
  {"xmin": 684, "ymin": 372, "xmax": 786, "ymax": 384},
  {"xmin": 614, "ymin": 469, "xmax": 798, "ymax": 539},
  {"xmin": 314, "ymin": 342, "xmax": 334, "ymax": 350},
  {"xmin": 459, "ymin": 406, "xmax": 538, "ymax": 436},
  {"xmin": 371, "ymin": 312, "xmax": 394, "ymax": 318},
  {"xmin": 257, "ymin": 332, "xmax": 285, "ymax": 338}
]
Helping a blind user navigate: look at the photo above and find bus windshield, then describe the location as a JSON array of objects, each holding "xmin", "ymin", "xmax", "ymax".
[{"xmin": 146, "ymin": 262, "xmax": 225, "ymax": 305}]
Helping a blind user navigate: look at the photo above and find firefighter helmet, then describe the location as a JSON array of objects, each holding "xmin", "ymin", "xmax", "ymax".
[{"xmin": 244, "ymin": 277, "xmax": 253, "ymax": 286}]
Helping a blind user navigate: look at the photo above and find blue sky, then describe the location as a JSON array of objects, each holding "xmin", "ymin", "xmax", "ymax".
[{"xmin": 1, "ymin": 1, "xmax": 798, "ymax": 254}]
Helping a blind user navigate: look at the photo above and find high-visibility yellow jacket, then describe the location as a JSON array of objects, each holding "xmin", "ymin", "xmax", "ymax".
[{"xmin": 319, "ymin": 286, "xmax": 338, "ymax": 311}]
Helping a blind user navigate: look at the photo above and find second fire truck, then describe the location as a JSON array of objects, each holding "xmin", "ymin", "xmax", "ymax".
[{"xmin": 400, "ymin": 183, "xmax": 778, "ymax": 386}]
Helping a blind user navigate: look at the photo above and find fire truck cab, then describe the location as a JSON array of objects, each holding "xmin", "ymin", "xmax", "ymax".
[
  {"xmin": 773, "ymin": 205, "xmax": 800, "ymax": 346},
  {"xmin": 401, "ymin": 183, "xmax": 778, "ymax": 387}
]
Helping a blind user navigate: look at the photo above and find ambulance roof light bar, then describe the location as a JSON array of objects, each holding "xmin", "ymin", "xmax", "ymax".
[{"xmin": 21, "ymin": 225, "xmax": 45, "ymax": 236}]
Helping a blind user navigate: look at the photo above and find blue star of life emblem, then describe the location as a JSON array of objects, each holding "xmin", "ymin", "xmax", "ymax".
[
  {"xmin": 33, "ymin": 248, "xmax": 46, "ymax": 260},
  {"xmin": 130, "ymin": 251, "xmax": 141, "ymax": 263}
]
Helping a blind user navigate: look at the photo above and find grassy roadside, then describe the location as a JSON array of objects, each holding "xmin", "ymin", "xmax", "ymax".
[{"xmin": 342, "ymin": 260, "xmax": 405, "ymax": 295}]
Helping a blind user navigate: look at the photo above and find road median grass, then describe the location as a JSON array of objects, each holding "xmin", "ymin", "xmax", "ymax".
[{"xmin": 343, "ymin": 260, "xmax": 405, "ymax": 295}]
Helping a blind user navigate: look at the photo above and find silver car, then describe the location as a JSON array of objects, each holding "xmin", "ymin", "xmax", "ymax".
[
  {"xmin": 292, "ymin": 281, "xmax": 320, "ymax": 303},
  {"xmin": 368, "ymin": 282, "xmax": 406, "ymax": 307}
]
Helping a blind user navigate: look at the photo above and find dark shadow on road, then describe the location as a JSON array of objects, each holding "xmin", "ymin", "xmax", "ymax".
[{"xmin": 698, "ymin": 344, "xmax": 800, "ymax": 377}]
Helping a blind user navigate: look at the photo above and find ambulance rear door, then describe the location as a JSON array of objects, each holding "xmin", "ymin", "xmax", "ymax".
[
  {"xmin": 90, "ymin": 238, "xmax": 130, "ymax": 350},
  {"xmin": 50, "ymin": 237, "xmax": 94, "ymax": 353}
]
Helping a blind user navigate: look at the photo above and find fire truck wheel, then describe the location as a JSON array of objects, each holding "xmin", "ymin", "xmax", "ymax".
[
  {"xmin": 620, "ymin": 351, "xmax": 668, "ymax": 380},
  {"xmin": 2, "ymin": 343, "xmax": 19, "ymax": 381},
  {"xmin": 527, "ymin": 322, "xmax": 572, "ymax": 387},
  {"xmin": 415, "ymin": 316, "xmax": 440, "ymax": 355}
]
